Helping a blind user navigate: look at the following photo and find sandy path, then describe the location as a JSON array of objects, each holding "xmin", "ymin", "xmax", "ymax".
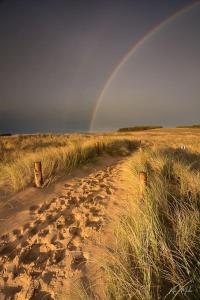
[
  {"xmin": 0, "ymin": 156, "xmax": 121, "ymax": 236},
  {"xmin": 0, "ymin": 157, "xmax": 125, "ymax": 300}
]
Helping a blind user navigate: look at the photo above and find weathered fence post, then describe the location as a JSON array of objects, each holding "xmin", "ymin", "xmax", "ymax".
[
  {"xmin": 34, "ymin": 161, "xmax": 43, "ymax": 188},
  {"xmin": 96, "ymin": 141, "xmax": 100, "ymax": 155},
  {"xmin": 139, "ymin": 171, "xmax": 147, "ymax": 197},
  {"xmin": 139, "ymin": 140, "xmax": 142, "ymax": 152}
]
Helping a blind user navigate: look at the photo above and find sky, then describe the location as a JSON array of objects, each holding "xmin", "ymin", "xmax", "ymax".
[{"xmin": 0, "ymin": 0, "xmax": 199, "ymax": 133}]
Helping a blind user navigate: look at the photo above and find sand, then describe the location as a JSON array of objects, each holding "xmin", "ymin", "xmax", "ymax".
[{"xmin": 0, "ymin": 156, "xmax": 126, "ymax": 300}]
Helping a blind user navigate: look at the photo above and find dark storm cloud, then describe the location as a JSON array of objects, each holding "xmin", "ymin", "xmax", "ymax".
[{"xmin": 0, "ymin": 0, "xmax": 199, "ymax": 133}]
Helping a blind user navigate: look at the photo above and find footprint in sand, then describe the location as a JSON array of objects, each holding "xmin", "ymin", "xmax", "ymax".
[
  {"xmin": 67, "ymin": 240, "xmax": 77, "ymax": 251},
  {"xmin": 0, "ymin": 241, "xmax": 16, "ymax": 257},
  {"xmin": 30, "ymin": 289, "xmax": 54, "ymax": 300},
  {"xmin": 64, "ymin": 213, "xmax": 75, "ymax": 226},
  {"xmin": 38, "ymin": 228, "xmax": 49, "ymax": 238},
  {"xmin": 37, "ymin": 202, "xmax": 51, "ymax": 214},
  {"xmin": 13, "ymin": 228, "xmax": 23, "ymax": 237},
  {"xmin": 20, "ymin": 243, "xmax": 52, "ymax": 268},
  {"xmin": 53, "ymin": 249, "xmax": 66, "ymax": 264},
  {"xmin": 0, "ymin": 286, "xmax": 22, "ymax": 299},
  {"xmin": 90, "ymin": 207, "xmax": 101, "ymax": 216},
  {"xmin": 0, "ymin": 233, "xmax": 10, "ymax": 242},
  {"xmin": 106, "ymin": 187, "xmax": 113, "ymax": 195},
  {"xmin": 71, "ymin": 252, "xmax": 87, "ymax": 271},
  {"xmin": 69, "ymin": 226, "xmax": 81, "ymax": 236},
  {"xmin": 42, "ymin": 271, "xmax": 55, "ymax": 284},
  {"xmin": 0, "ymin": 162, "xmax": 120, "ymax": 300},
  {"xmin": 29, "ymin": 205, "xmax": 40, "ymax": 215},
  {"xmin": 86, "ymin": 215, "xmax": 103, "ymax": 231},
  {"xmin": 0, "ymin": 233, "xmax": 17, "ymax": 245},
  {"xmin": 28, "ymin": 225, "xmax": 39, "ymax": 237}
]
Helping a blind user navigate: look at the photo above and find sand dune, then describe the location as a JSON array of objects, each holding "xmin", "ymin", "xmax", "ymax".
[{"xmin": 0, "ymin": 160, "xmax": 123, "ymax": 300}]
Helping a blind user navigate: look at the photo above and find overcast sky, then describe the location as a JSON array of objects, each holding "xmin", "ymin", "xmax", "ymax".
[{"xmin": 0, "ymin": 0, "xmax": 199, "ymax": 133}]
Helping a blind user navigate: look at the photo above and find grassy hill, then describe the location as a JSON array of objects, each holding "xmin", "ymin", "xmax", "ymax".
[{"xmin": 118, "ymin": 125, "xmax": 163, "ymax": 132}]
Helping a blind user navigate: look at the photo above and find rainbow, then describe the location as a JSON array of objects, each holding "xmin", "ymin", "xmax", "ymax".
[{"xmin": 90, "ymin": 1, "xmax": 200, "ymax": 131}]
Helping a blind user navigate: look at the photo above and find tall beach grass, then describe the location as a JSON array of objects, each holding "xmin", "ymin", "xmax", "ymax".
[
  {"xmin": 0, "ymin": 135, "xmax": 138, "ymax": 195},
  {"xmin": 103, "ymin": 148, "xmax": 200, "ymax": 299}
]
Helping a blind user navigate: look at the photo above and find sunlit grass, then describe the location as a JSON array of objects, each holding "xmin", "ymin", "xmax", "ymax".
[
  {"xmin": 0, "ymin": 130, "xmax": 200, "ymax": 298},
  {"xmin": 103, "ymin": 148, "xmax": 200, "ymax": 299},
  {"xmin": 0, "ymin": 134, "xmax": 138, "ymax": 194}
]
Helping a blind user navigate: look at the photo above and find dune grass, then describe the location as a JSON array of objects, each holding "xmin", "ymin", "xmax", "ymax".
[
  {"xmin": 0, "ymin": 134, "xmax": 138, "ymax": 195},
  {"xmin": 118, "ymin": 126, "xmax": 162, "ymax": 132},
  {"xmin": 103, "ymin": 148, "xmax": 200, "ymax": 299},
  {"xmin": 1, "ymin": 130, "xmax": 200, "ymax": 298}
]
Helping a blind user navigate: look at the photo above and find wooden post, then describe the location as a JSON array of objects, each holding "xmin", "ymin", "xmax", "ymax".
[
  {"xmin": 139, "ymin": 171, "xmax": 147, "ymax": 197},
  {"xmin": 96, "ymin": 142, "xmax": 100, "ymax": 155},
  {"xmin": 138, "ymin": 140, "xmax": 142, "ymax": 152},
  {"xmin": 34, "ymin": 161, "xmax": 43, "ymax": 188}
]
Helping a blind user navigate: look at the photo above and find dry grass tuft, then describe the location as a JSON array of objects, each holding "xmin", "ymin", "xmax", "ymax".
[
  {"xmin": 0, "ymin": 134, "xmax": 139, "ymax": 195},
  {"xmin": 103, "ymin": 148, "xmax": 200, "ymax": 299}
]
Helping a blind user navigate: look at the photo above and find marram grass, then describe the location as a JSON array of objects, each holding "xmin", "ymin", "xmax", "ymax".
[
  {"xmin": 0, "ymin": 135, "xmax": 139, "ymax": 194},
  {"xmin": 102, "ymin": 149, "xmax": 200, "ymax": 300}
]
